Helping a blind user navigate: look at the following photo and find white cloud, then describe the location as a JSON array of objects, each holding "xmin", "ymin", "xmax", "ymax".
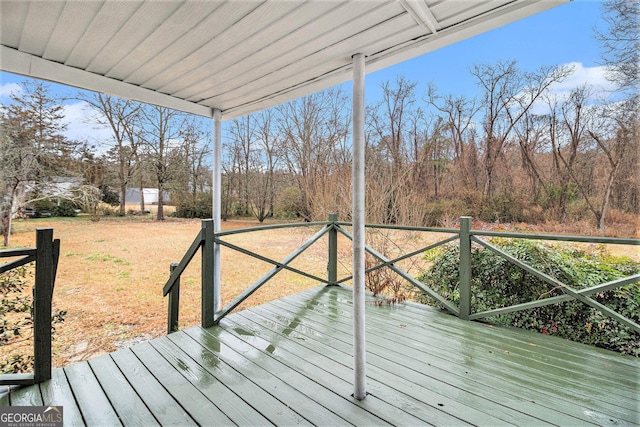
[
  {"xmin": 530, "ymin": 62, "xmax": 616, "ymax": 115},
  {"xmin": 60, "ymin": 101, "xmax": 113, "ymax": 146},
  {"xmin": 548, "ymin": 62, "xmax": 616, "ymax": 99},
  {"xmin": 0, "ymin": 82, "xmax": 22, "ymax": 98}
]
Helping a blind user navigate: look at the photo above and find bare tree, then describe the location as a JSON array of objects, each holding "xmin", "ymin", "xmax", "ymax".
[
  {"xmin": 179, "ymin": 120, "xmax": 211, "ymax": 203},
  {"xmin": 82, "ymin": 93, "xmax": 141, "ymax": 215},
  {"xmin": 0, "ymin": 112, "xmax": 38, "ymax": 246},
  {"xmin": 367, "ymin": 77, "xmax": 418, "ymax": 223},
  {"xmin": 426, "ymin": 86, "xmax": 481, "ymax": 192},
  {"xmin": 249, "ymin": 110, "xmax": 282, "ymax": 222},
  {"xmin": 471, "ymin": 61, "xmax": 571, "ymax": 199},
  {"xmin": 277, "ymin": 89, "xmax": 349, "ymax": 221},
  {"xmin": 0, "ymin": 81, "xmax": 74, "ymax": 245},
  {"xmin": 513, "ymin": 109, "xmax": 548, "ymax": 200},
  {"xmin": 139, "ymin": 105, "xmax": 185, "ymax": 220},
  {"xmin": 548, "ymin": 86, "xmax": 592, "ymax": 223},
  {"xmin": 227, "ymin": 115, "xmax": 257, "ymax": 216},
  {"xmin": 595, "ymin": 0, "xmax": 639, "ymax": 94}
]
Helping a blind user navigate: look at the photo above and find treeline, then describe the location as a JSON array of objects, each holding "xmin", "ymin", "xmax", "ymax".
[
  {"xmin": 225, "ymin": 0, "xmax": 639, "ymax": 232},
  {"xmin": 1, "ymin": 1, "xmax": 637, "ymax": 241},
  {"xmin": 0, "ymin": 81, "xmax": 213, "ymax": 245},
  {"xmin": 223, "ymin": 61, "xmax": 638, "ymax": 231}
]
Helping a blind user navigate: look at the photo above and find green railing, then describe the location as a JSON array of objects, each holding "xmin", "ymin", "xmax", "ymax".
[
  {"xmin": 164, "ymin": 216, "xmax": 640, "ymax": 335},
  {"xmin": 0, "ymin": 228, "xmax": 60, "ymax": 385}
]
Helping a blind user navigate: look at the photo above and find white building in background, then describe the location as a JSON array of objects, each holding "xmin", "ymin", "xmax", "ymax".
[{"xmin": 125, "ymin": 188, "xmax": 170, "ymax": 205}]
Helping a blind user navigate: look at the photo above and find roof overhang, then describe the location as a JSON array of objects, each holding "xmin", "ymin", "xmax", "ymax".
[{"xmin": 0, "ymin": 0, "xmax": 569, "ymax": 120}]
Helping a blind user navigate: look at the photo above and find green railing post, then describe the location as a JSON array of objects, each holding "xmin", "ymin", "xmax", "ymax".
[
  {"xmin": 33, "ymin": 228, "xmax": 54, "ymax": 383},
  {"xmin": 328, "ymin": 213, "xmax": 338, "ymax": 285},
  {"xmin": 202, "ymin": 219, "xmax": 215, "ymax": 327},
  {"xmin": 168, "ymin": 263, "xmax": 180, "ymax": 334},
  {"xmin": 459, "ymin": 217, "xmax": 472, "ymax": 320}
]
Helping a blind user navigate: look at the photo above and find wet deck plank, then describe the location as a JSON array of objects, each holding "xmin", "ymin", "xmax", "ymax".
[{"xmin": 1, "ymin": 285, "xmax": 638, "ymax": 426}]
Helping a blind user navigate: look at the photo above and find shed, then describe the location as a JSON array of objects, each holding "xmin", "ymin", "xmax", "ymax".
[{"xmin": 125, "ymin": 188, "xmax": 170, "ymax": 205}]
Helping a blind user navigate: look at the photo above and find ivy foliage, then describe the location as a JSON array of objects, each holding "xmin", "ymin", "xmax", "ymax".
[
  {"xmin": 0, "ymin": 264, "xmax": 66, "ymax": 373},
  {"xmin": 416, "ymin": 239, "xmax": 640, "ymax": 356}
]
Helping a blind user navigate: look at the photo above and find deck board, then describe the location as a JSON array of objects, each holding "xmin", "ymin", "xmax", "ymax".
[
  {"xmin": 109, "ymin": 349, "xmax": 198, "ymax": 426},
  {"xmin": 264, "ymin": 294, "xmax": 579, "ymax": 426},
  {"xmin": 1, "ymin": 285, "xmax": 638, "ymax": 426},
  {"xmin": 129, "ymin": 341, "xmax": 240, "ymax": 426},
  {"xmin": 274, "ymin": 287, "xmax": 638, "ymax": 425},
  {"xmin": 63, "ymin": 361, "xmax": 121, "ymax": 426},
  {"xmin": 252, "ymin": 299, "xmax": 514, "ymax": 426},
  {"xmin": 4, "ymin": 382, "xmax": 43, "ymax": 406},
  {"xmin": 88, "ymin": 356, "xmax": 159, "ymax": 426},
  {"xmin": 39, "ymin": 367, "xmax": 85, "ymax": 426}
]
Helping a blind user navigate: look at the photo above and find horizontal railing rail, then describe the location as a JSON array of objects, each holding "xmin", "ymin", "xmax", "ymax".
[
  {"xmin": 466, "ymin": 217, "xmax": 638, "ymax": 332},
  {"xmin": 0, "ymin": 228, "xmax": 60, "ymax": 386},
  {"xmin": 163, "ymin": 219, "xmax": 337, "ymax": 332},
  {"xmin": 214, "ymin": 224, "xmax": 332, "ymax": 322},
  {"xmin": 164, "ymin": 215, "xmax": 640, "ymax": 338},
  {"xmin": 0, "ymin": 248, "xmax": 36, "ymax": 274}
]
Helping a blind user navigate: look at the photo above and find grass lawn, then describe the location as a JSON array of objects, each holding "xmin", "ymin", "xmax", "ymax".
[
  {"xmin": 2, "ymin": 213, "xmax": 637, "ymax": 369},
  {"xmin": 4, "ymin": 214, "xmax": 335, "ymax": 367}
]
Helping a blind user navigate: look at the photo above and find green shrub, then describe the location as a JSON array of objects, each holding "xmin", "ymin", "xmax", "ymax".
[
  {"xmin": 172, "ymin": 194, "xmax": 212, "ymax": 219},
  {"xmin": 416, "ymin": 239, "xmax": 640, "ymax": 356},
  {"xmin": 100, "ymin": 185, "xmax": 120, "ymax": 207},
  {"xmin": 1, "ymin": 264, "xmax": 66, "ymax": 373},
  {"xmin": 52, "ymin": 199, "xmax": 77, "ymax": 217},
  {"xmin": 275, "ymin": 186, "xmax": 302, "ymax": 219},
  {"xmin": 28, "ymin": 198, "xmax": 77, "ymax": 217}
]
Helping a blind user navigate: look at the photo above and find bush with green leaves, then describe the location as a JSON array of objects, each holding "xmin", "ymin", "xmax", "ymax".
[
  {"xmin": 172, "ymin": 194, "xmax": 213, "ymax": 219},
  {"xmin": 52, "ymin": 199, "xmax": 77, "ymax": 217},
  {"xmin": 1, "ymin": 264, "xmax": 66, "ymax": 373},
  {"xmin": 415, "ymin": 239, "xmax": 640, "ymax": 356},
  {"xmin": 28, "ymin": 198, "xmax": 77, "ymax": 217}
]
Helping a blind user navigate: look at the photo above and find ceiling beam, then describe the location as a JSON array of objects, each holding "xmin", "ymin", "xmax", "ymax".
[
  {"xmin": 400, "ymin": 0, "xmax": 441, "ymax": 35},
  {"xmin": 0, "ymin": 46, "xmax": 213, "ymax": 118}
]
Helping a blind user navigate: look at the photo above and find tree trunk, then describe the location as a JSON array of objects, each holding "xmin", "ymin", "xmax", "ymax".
[
  {"xmin": 1, "ymin": 212, "xmax": 10, "ymax": 247},
  {"xmin": 157, "ymin": 184, "xmax": 164, "ymax": 220},
  {"xmin": 119, "ymin": 183, "xmax": 127, "ymax": 216},
  {"xmin": 139, "ymin": 179, "xmax": 145, "ymax": 212}
]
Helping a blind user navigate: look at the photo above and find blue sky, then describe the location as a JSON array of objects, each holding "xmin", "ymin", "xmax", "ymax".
[
  {"xmin": 365, "ymin": 0, "xmax": 606, "ymax": 103},
  {"xmin": 0, "ymin": 0, "xmax": 608, "ymax": 143}
]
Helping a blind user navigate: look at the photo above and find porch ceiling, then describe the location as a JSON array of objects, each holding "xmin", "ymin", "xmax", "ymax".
[{"xmin": 0, "ymin": 0, "xmax": 567, "ymax": 120}]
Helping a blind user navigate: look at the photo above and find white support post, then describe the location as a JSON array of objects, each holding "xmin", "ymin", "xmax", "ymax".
[
  {"xmin": 212, "ymin": 108, "xmax": 222, "ymax": 313},
  {"xmin": 352, "ymin": 53, "xmax": 366, "ymax": 401}
]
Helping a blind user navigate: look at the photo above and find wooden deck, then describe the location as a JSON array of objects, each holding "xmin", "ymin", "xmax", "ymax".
[{"xmin": 1, "ymin": 285, "xmax": 638, "ymax": 426}]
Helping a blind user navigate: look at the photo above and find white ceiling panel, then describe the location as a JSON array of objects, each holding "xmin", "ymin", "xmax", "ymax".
[
  {"xmin": 18, "ymin": 1, "xmax": 65, "ymax": 56},
  {"xmin": 42, "ymin": 1, "xmax": 103, "ymax": 62},
  {"xmin": 0, "ymin": 0, "xmax": 569, "ymax": 120}
]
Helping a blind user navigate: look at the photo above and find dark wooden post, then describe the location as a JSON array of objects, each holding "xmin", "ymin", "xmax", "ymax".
[
  {"xmin": 168, "ymin": 263, "xmax": 180, "ymax": 334},
  {"xmin": 327, "ymin": 213, "xmax": 338, "ymax": 285},
  {"xmin": 33, "ymin": 228, "xmax": 54, "ymax": 383},
  {"xmin": 458, "ymin": 216, "xmax": 472, "ymax": 320},
  {"xmin": 201, "ymin": 219, "xmax": 215, "ymax": 327}
]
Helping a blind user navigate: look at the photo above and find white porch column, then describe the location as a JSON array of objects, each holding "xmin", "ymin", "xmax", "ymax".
[
  {"xmin": 212, "ymin": 108, "xmax": 222, "ymax": 313},
  {"xmin": 352, "ymin": 53, "xmax": 366, "ymax": 401}
]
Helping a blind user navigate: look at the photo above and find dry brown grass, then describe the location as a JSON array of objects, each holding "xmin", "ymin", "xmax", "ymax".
[
  {"xmin": 2, "ymin": 214, "xmax": 637, "ymax": 369},
  {"xmin": 4, "ymin": 215, "xmax": 333, "ymax": 367}
]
